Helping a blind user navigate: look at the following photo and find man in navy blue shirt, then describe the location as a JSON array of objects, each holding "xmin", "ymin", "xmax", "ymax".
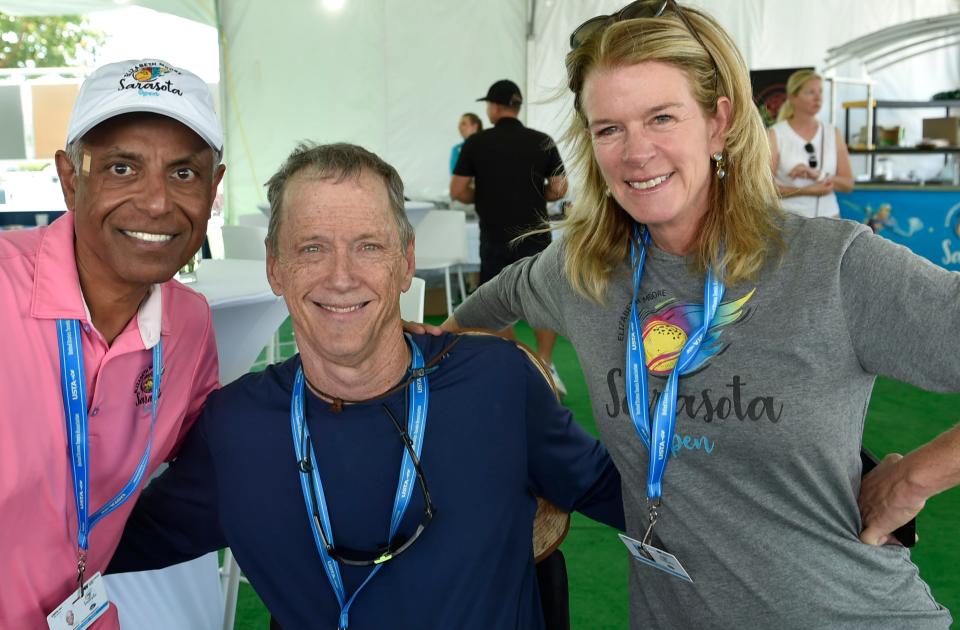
[{"xmin": 108, "ymin": 142, "xmax": 623, "ymax": 630}]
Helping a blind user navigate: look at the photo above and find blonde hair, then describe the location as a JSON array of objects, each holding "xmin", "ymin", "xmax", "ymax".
[
  {"xmin": 559, "ymin": 8, "xmax": 783, "ymax": 304},
  {"xmin": 777, "ymin": 69, "xmax": 821, "ymax": 122}
]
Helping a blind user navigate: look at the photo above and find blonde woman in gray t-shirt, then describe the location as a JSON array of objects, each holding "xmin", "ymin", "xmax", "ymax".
[{"xmin": 423, "ymin": 2, "xmax": 960, "ymax": 629}]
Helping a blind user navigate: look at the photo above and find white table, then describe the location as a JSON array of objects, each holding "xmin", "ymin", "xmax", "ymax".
[
  {"xmin": 195, "ymin": 259, "xmax": 290, "ymax": 384},
  {"xmin": 104, "ymin": 259, "xmax": 289, "ymax": 630}
]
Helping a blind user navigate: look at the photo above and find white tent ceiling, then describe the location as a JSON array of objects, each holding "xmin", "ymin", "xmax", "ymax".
[
  {"xmin": 2, "ymin": 0, "xmax": 958, "ymax": 218},
  {"xmin": 0, "ymin": 0, "xmax": 215, "ymax": 25}
]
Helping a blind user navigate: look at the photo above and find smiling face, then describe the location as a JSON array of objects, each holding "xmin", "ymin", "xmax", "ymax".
[
  {"xmin": 266, "ymin": 169, "xmax": 415, "ymax": 369},
  {"xmin": 56, "ymin": 113, "xmax": 223, "ymax": 291},
  {"xmin": 788, "ymin": 77, "xmax": 822, "ymax": 118},
  {"xmin": 582, "ymin": 61, "xmax": 729, "ymax": 254}
]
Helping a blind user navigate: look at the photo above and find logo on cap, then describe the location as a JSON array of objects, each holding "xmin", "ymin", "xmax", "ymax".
[{"xmin": 119, "ymin": 62, "xmax": 183, "ymax": 97}]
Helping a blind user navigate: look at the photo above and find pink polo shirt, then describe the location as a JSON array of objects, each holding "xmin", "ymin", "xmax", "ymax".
[{"xmin": 0, "ymin": 213, "xmax": 219, "ymax": 629}]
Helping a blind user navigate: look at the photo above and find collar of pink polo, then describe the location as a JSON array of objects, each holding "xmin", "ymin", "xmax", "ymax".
[{"xmin": 29, "ymin": 212, "xmax": 168, "ymax": 348}]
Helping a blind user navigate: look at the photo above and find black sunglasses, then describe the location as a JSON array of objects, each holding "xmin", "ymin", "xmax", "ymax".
[
  {"xmin": 569, "ymin": 0, "xmax": 720, "ymax": 87},
  {"xmin": 804, "ymin": 142, "xmax": 818, "ymax": 169},
  {"xmin": 299, "ymin": 401, "xmax": 436, "ymax": 567}
]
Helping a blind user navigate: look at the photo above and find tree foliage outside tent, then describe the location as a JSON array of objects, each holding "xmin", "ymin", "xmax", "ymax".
[{"xmin": 0, "ymin": 12, "xmax": 103, "ymax": 69}]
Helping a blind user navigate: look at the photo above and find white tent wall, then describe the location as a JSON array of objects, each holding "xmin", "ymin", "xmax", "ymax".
[
  {"xmin": 527, "ymin": 0, "xmax": 960, "ymax": 189},
  {"xmin": 1, "ymin": 0, "xmax": 957, "ymax": 209},
  {"xmin": 0, "ymin": 0, "xmax": 216, "ymax": 25},
  {"xmin": 217, "ymin": 0, "xmax": 528, "ymax": 219}
]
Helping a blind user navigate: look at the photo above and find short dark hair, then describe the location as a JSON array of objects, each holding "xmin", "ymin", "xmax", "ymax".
[
  {"xmin": 462, "ymin": 112, "xmax": 483, "ymax": 130},
  {"xmin": 265, "ymin": 142, "xmax": 413, "ymax": 254}
]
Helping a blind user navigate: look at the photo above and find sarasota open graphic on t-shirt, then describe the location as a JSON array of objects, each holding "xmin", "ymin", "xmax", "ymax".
[
  {"xmin": 639, "ymin": 289, "xmax": 755, "ymax": 377},
  {"xmin": 606, "ymin": 287, "xmax": 779, "ymax": 458}
]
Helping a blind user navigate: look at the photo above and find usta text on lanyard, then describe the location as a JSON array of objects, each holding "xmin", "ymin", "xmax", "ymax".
[
  {"xmin": 57, "ymin": 319, "xmax": 161, "ymax": 594},
  {"xmin": 290, "ymin": 334, "xmax": 429, "ymax": 630},
  {"xmin": 624, "ymin": 225, "xmax": 724, "ymax": 541}
]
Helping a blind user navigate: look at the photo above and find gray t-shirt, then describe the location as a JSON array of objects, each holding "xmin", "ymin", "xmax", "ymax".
[{"xmin": 455, "ymin": 214, "xmax": 959, "ymax": 629}]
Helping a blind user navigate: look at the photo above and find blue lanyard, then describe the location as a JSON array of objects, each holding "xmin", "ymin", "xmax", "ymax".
[
  {"xmin": 624, "ymin": 227, "xmax": 724, "ymax": 503},
  {"xmin": 56, "ymin": 319, "xmax": 161, "ymax": 579},
  {"xmin": 290, "ymin": 335, "xmax": 429, "ymax": 630}
]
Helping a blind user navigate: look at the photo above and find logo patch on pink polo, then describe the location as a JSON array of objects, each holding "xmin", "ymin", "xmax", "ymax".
[{"xmin": 134, "ymin": 366, "xmax": 154, "ymax": 407}]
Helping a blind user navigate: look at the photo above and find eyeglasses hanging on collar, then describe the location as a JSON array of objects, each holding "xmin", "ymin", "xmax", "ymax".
[{"xmin": 298, "ymin": 400, "xmax": 436, "ymax": 567}]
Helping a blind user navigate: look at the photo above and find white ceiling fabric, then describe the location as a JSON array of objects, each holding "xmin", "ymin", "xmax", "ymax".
[
  {"xmin": 216, "ymin": 0, "xmax": 528, "ymax": 214},
  {"xmin": 1, "ymin": 0, "xmax": 957, "ymax": 216}
]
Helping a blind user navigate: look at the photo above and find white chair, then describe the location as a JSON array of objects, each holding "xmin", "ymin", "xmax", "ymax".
[
  {"xmin": 399, "ymin": 277, "xmax": 426, "ymax": 323},
  {"xmin": 221, "ymin": 224, "xmax": 268, "ymax": 260},
  {"xmin": 414, "ymin": 209, "xmax": 467, "ymax": 316}
]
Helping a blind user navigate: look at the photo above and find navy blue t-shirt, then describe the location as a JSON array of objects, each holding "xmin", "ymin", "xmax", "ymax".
[{"xmin": 108, "ymin": 333, "xmax": 623, "ymax": 630}]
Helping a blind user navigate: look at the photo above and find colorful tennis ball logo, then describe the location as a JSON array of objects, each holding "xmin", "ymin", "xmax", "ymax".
[
  {"xmin": 642, "ymin": 321, "xmax": 686, "ymax": 373},
  {"xmin": 134, "ymin": 67, "xmax": 161, "ymax": 82}
]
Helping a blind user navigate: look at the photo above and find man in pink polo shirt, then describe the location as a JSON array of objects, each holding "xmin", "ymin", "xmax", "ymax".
[{"xmin": 0, "ymin": 59, "xmax": 224, "ymax": 629}]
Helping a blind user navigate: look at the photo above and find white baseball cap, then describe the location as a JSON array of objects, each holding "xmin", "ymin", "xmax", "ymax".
[{"xmin": 67, "ymin": 59, "xmax": 223, "ymax": 157}]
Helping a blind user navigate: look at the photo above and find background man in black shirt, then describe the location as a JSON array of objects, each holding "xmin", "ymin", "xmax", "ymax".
[{"xmin": 450, "ymin": 79, "xmax": 569, "ymax": 393}]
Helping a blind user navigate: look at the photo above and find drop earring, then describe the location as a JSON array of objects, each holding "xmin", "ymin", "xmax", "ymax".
[{"xmin": 712, "ymin": 152, "xmax": 726, "ymax": 180}]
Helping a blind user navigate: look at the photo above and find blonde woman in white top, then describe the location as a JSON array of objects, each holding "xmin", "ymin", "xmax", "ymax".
[{"xmin": 768, "ymin": 70, "xmax": 854, "ymax": 218}]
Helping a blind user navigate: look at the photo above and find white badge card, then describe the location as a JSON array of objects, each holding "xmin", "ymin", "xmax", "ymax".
[
  {"xmin": 47, "ymin": 572, "xmax": 111, "ymax": 630},
  {"xmin": 619, "ymin": 533, "xmax": 693, "ymax": 583}
]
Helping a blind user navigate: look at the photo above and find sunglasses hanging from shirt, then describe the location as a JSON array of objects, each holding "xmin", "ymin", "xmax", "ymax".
[
  {"xmin": 289, "ymin": 333, "xmax": 433, "ymax": 630},
  {"xmin": 804, "ymin": 142, "xmax": 818, "ymax": 169}
]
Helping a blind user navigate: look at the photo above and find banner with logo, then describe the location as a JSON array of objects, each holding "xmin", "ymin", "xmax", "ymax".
[{"xmin": 838, "ymin": 189, "xmax": 960, "ymax": 271}]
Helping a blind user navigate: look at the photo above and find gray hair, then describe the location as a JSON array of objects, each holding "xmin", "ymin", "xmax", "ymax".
[
  {"xmin": 65, "ymin": 139, "xmax": 84, "ymax": 172},
  {"xmin": 265, "ymin": 142, "xmax": 413, "ymax": 255}
]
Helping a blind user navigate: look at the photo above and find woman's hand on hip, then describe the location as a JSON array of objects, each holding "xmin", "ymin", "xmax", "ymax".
[{"xmin": 858, "ymin": 453, "xmax": 925, "ymax": 546}]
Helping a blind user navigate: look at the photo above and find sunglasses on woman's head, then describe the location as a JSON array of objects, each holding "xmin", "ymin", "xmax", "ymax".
[
  {"xmin": 804, "ymin": 142, "xmax": 818, "ymax": 169},
  {"xmin": 569, "ymin": 0, "xmax": 720, "ymax": 87}
]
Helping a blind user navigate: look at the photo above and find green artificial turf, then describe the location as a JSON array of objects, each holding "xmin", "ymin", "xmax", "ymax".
[
  {"xmin": 859, "ymin": 377, "xmax": 960, "ymax": 615},
  {"xmin": 233, "ymin": 318, "xmax": 958, "ymax": 629}
]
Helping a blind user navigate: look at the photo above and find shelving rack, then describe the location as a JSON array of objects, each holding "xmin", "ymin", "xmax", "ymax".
[{"xmin": 842, "ymin": 99, "xmax": 960, "ymax": 179}]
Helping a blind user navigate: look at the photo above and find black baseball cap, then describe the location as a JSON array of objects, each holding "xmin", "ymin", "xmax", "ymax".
[{"xmin": 476, "ymin": 79, "xmax": 523, "ymax": 107}]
